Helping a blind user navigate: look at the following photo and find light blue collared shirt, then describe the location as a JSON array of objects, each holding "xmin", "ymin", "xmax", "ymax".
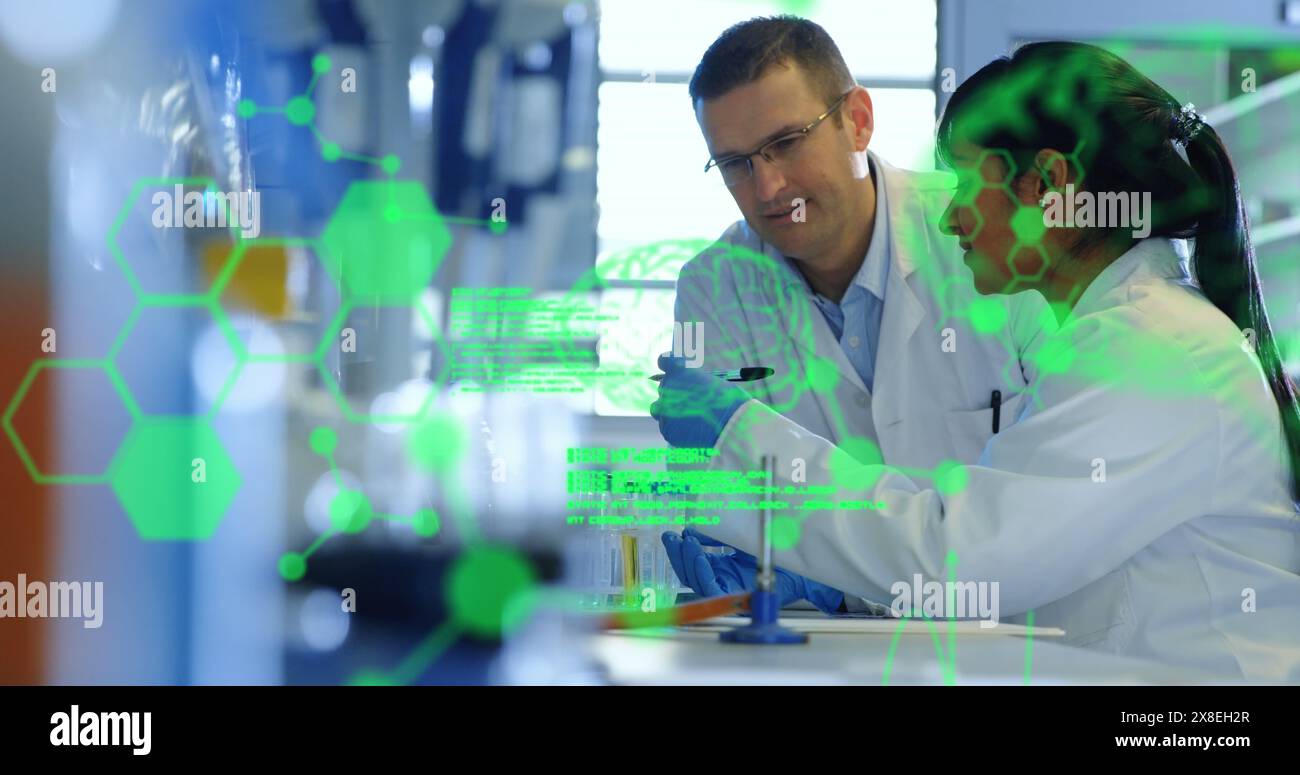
[{"xmin": 791, "ymin": 159, "xmax": 890, "ymax": 392}]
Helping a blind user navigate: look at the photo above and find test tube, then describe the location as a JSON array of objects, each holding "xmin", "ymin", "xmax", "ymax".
[
  {"xmin": 756, "ymin": 454, "xmax": 777, "ymax": 593},
  {"xmin": 597, "ymin": 490, "xmax": 614, "ymax": 607}
]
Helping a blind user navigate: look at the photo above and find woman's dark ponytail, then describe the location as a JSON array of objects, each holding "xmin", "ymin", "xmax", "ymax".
[{"xmin": 1183, "ymin": 122, "xmax": 1300, "ymax": 499}]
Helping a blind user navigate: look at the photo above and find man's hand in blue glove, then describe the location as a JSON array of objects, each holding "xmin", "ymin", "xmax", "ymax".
[
  {"xmin": 649, "ymin": 353, "xmax": 752, "ymax": 449},
  {"xmin": 661, "ymin": 528, "xmax": 846, "ymax": 614}
]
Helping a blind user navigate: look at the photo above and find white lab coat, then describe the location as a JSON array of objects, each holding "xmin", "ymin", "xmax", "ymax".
[
  {"xmin": 675, "ymin": 152, "xmax": 1051, "ymax": 481},
  {"xmin": 700, "ymin": 237, "xmax": 1300, "ymax": 681}
]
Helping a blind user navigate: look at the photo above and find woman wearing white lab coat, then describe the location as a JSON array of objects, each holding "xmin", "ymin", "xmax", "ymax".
[{"xmin": 691, "ymin": 42, "xmax": 1300, "ymax": 681}]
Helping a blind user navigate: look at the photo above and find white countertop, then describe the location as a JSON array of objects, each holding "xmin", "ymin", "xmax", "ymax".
[{"xmin": 590, "ymin": 618, "xmax": 1231, "ymax": 685}]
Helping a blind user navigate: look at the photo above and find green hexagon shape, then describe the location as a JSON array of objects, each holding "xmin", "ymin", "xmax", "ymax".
[
  {"xmin": 967, "ymin": 296, "xmax": 1009, "ymax": 335},
  {"xmin": 108, "ymin": 299, "xmax": 245, "ymax": 419},
  {"xmin": 110, "ymin": 417, "xmax": 241, "ymax": 540},
  {"xmin": 320, "ymin": 180, "xmax": 452, "ymax": 304},
  {"xmin": 3, "ymin": 359, "xmax": 139, "ymax": 485},
  {"xmin": 1006, "ymin": 242, "xmax": 1050, "ymax": 288},
  {"xmin": 976, "ymin": 148, "xmax": 1017, "ymax": 187},
  {"xmin": 1009, "ymin": 205, "xmax": 1047, "ymax": 244}
]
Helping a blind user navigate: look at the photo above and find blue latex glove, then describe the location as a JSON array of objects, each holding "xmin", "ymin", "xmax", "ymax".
[
  {"xmin": 649, "ymin": 353, "xmax": 751, "ymax": 448},
  {"xmin": 661, "ymin": 528, "xmax": 846, "ymax": 614}
]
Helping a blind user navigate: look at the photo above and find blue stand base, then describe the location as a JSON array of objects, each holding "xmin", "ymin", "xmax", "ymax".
[{"xmin": 720, "ymin": 589, "xmax": 808, "ymax": 645}]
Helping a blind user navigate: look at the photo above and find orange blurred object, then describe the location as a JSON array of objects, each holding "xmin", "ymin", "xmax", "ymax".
[{"xmin": 204, "ymin": 242, "xmax": 290, "ymax": 317}]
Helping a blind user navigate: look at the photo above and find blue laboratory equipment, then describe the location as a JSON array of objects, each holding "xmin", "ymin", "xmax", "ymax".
[{"xmin": 721, "ymin": 454, "xmax": 808, "ymax": 645}]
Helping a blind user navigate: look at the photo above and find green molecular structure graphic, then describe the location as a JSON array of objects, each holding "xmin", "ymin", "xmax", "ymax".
[
  {"xmin": 406, "ymin": 411, "xmax": 469, "ymax": 475},
  {"xmin": 445, "ymin": 545, "xmax": 537, "ymax": 639},
  {"xmin": 3, "ymin": 56, "xmax": 526, "ymax": 685},
  {"xmin": 15, "ymin": 21, "xmax": 1289, "ymax": 685},
  {"xmin": 281, "ymin": 422, "xmax": 542, "ymax": 685},
  {"xmin": 238, "ymin": 54, "xmax": 506, "ymax": 239},
  {"xmin": 277, "ymin": 425, "xmax": 445, "ymax": 582}
]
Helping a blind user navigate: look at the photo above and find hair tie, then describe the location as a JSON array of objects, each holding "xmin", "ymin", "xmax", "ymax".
[{"xmin": 1170, "ymin": 102, "xmax": 1206, "ymax": 146}]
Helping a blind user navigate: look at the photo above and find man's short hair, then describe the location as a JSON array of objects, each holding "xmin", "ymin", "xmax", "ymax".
[{"xmin": 689, "ymin": 15, "xmax": 855, "ymax": 121}]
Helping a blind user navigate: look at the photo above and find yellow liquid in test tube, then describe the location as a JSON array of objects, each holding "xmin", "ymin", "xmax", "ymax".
[{"xmin": 621, "ymin": 533, "xmax": 639, "ymax": 609}]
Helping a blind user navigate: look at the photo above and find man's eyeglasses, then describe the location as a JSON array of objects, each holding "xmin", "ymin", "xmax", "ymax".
[{"xmin": 704, "ymin": 91, "xmax": 851, "ymax": 188}]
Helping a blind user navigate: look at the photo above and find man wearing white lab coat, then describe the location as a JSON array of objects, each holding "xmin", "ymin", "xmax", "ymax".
[
  {"xmin": 673, "ymin": 21, "xmax": 1051, "ymax": 473},
  {"xmin": 676, "ymin": 150, "xmax": 1049, "ymax": 472}
]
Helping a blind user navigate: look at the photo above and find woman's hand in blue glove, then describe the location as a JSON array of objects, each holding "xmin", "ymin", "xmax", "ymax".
[{"xmin": 661, "ymin": 528, "xmax": 846, "ymax": 614}]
